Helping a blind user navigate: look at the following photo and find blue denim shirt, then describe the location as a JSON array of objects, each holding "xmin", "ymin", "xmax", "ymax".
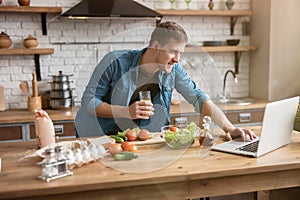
[{"xmin": 75, "ymin": 48, "xmax": 210, "ymax": 137}]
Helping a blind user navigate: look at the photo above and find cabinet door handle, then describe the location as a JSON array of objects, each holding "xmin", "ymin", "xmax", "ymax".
[
  {"xmin": 54, "ymin": 124, "xmax": 64, "ymax": 135},
  {"xmin": 239, "ymin": 113, "xmax": 251, "ymax": 123}
]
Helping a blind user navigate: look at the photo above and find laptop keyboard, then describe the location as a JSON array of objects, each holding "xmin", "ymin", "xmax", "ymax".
[{"xmin": 236, "ymin": 140, "xmax": 259, "ymax": 153}]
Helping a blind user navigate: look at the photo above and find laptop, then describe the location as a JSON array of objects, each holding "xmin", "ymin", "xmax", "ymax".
[{"xmin": 211, "ymin": 96, "xmax": 299, "ymax": 157}]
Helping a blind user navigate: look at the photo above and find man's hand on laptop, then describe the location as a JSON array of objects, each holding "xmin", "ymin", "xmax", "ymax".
[{"xmin": 225, "ymin": 127, "xmax": 257, "ymax": 142}]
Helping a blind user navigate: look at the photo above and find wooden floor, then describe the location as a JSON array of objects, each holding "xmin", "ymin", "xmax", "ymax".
[{"xmin": 210, "ymin": 187, "xmax": 300, "ymax": 200}]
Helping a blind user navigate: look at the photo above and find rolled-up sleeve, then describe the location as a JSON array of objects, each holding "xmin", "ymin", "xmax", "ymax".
[
  {"xmin": 81, "ymin": 52, "xmax": 117, "ymax": 115},
  {"xmin": 174, "ymin": 64, "xmax": 210, "ymax": 113}
]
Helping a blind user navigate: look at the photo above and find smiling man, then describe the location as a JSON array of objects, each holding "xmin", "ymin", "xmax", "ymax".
[{"xmin": 75, "ymin": 21, "xmax": 256, "ymax": 141}]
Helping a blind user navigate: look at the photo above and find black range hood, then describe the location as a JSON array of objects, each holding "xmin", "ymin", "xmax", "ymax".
[{"xmin": 61, "ymin": 0, "xmax": 163, "ymax": 21}]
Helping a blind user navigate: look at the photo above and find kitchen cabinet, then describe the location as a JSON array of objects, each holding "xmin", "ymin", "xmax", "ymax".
[
  {"xmin": 170, "ymin": 100, "xmax": 267, "ymax": 127},
  {"xmin": 29, "ymin": 121, "xmax": 76, "ymax": 139},
  {"xmin": 0, "ymin": 109, "xmax": 76, "ymax": 142},
  {"xmin": 0, "ymin": 121, "xmax": 76, "ymax": 142},
  {"xmin": 224, "ymin": 108, "xmax": 264, "ymax": 126},
  {"xmin": 0, "ymin": 125, "xmax": 23, "ymax": 141},
  {"xmin": 0, "ymin": 99, "xmax": 267, "ymax": 142},
  {"xmin": 250, "ymin": 0, "xmax": 300, "ymax": 100},
  {"xmin": 170, "ymin": 113, "xmax": 201, "ymax": 126},
  {"xmin": 171, "ymin": 108, "xmax": 265, "ymax": 127}
]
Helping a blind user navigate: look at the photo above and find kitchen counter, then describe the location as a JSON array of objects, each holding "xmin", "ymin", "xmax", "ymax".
[
  {"xmin": 170, "ymin": 98, "xmax": 268, "ymax": 114},
  {"xmin": 0, "ymin": 98, "xmax": 268, "ymax": 124},
  {"xmin": 0, "ymin": 108, "xmax": 77, "ymax": 124},
  {"xmin": 0, "ymin": 98, "xmax": 268, "ymax": 142},
  {"xmin": 0, "ymin": 127, "xmax": 300, "ymax": 200},
  {"xmin": 0, "ymin": 108, "xmax": 79, "ymax": 142}
]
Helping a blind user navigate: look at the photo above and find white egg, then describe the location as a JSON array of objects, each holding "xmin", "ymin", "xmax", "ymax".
[
  {"xmin": 96, "ymin": 145, "xmax": 106, "ymax": 158},
  {"xmin": 73, "ymin": 148, "xmax": 83, "ymax": 164},
  {"xmin": 65, "ymin": 150, "xmax": 74, "ymax": 164},
  {"xmin": 82, "ymin": 148, "xmax": 91, "ymax": 161},
  {"xmin": 88, "ymin": 144, "xmax": 98, "ymax": 158}
]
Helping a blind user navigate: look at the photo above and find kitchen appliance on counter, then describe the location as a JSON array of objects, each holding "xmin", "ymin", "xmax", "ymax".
[{"xmin": 49, "ymin": 71, "xmax": 74, "ymax": 110}]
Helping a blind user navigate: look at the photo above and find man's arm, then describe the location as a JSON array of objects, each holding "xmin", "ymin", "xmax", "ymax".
[{"xmin": 201, "ymin": 100, "xmax": 256, "ymax": 141}]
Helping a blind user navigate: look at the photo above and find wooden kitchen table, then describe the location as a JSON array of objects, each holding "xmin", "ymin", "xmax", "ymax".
[{"xmin": 0, "ymin": 127, "xmax": 300, "ymax": 200}]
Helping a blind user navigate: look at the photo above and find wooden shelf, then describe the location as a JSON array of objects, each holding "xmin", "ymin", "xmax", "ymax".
[
  {"xmin": 0, "ymin": 6, "xmax": 62, "ymax": 13},
  {"xmin": 0, "ymin": 48, "xmax": 54, "ymax": 55},
  {"xmin": 156, "ymin": 9, "xmax": 252, "ymax": 16},
  {"xmin": 157, "ymin": 9, "xmax": 252, "ymax": 36},
  {"xmin": 0, "ymin": 6, "xmax": 62, "ymax": 35},
  {"xmin": 0, "ymin": 48, "xmax": 54, "ymax": 81},
  {"xmin": 185, "ymin": 45, "xmax": 257, "ymax": 53},
  {"xmin": 184, "ymin": 45, "xmax": 258, "ymax": 74}
]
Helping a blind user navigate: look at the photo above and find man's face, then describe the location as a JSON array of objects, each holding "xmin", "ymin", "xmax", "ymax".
[{"xmin": 155, "ymin": 39, "xmax": 186, "ymax": 73}]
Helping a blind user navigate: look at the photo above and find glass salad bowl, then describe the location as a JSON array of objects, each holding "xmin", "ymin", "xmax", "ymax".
[{"xmin": 161, "ymin": 122, "xmax": 200, "ymax": 149}]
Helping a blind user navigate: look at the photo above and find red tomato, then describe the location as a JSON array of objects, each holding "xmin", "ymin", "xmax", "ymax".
[
  {"xmin": 108, "ymin": 143, "xmax": 122, "ymax": 155},
  {"xmin": 138, "ymin": 129, "xmax": 150, "ymax": 141},
  {"xmin": 127, "ymin": 144, "xmax": 137, "ymax": 152},
  {"xmin": 126, "ymin": 129, "xmax": 137, "ymax": 141},
  {"xmin": 121, "ymin": 141, "xmax": 131, "ymax": 150},
  {"xmin": 121, "ymin": 142, "xmax": 137, "ymax": 152},
  {"xmin": 169, "ymin": 126, "xmax": 178, "ymax": 132}
]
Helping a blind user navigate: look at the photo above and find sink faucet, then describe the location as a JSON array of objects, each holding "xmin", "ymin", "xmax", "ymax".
[{"xmin": 222, "ymin": 70, "xmax": 238, "ymax": 98}]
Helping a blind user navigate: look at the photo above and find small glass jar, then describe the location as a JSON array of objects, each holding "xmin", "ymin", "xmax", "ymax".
[
  {"xmin": 41, "ymin": 148, "xmax": 58, "ymax": 178},
  {"xmin": 55, "ymin": 146, "xmax": 67, "ymax": 173}
]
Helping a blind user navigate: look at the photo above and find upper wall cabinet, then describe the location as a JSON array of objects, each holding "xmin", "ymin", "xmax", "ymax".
[{"xmin": 0, "ymin": 6, "xmax": 62, "ymax": 35}]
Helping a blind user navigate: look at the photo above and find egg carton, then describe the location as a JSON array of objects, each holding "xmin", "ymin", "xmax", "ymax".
[
  {"xmin": 66, "ymin": 143, "xmax": 109, "ymax": 169},
  {"xmin": 35, "ymin": 139, "xmax": 110, "ymax": 170}
]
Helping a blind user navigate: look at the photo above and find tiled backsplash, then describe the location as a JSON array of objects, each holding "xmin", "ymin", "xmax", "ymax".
[{"xmin": 0, "ymin": 0, "xmax": 251, "ymax": 109}]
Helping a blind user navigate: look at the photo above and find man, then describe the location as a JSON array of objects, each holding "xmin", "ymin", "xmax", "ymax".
[{"xmin": 75, "ymin": 21, "xmax": 256, "ymax": 141}]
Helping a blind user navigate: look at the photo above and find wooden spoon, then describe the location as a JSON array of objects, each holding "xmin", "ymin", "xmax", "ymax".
[{"xmin": 19, "ymin": 81, "xmax": 31, "ymax": 97}]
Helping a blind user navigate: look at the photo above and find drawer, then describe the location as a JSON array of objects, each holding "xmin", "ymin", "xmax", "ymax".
[
  {"xmin": 170, "ymin": 113, "xmax": 201, "ymax": 126},
  {"xmin": 0, "ymin": 125, "xmax": 23, "ymax": 141},
  {"xmin": 224, "ymin": 109, "xmax": 265, "ymax": 125},
  {"xmin": 30, "ymin": 121, "xmax": 76, "ymax": 139},
  {"xmin": 170, "ymin": 109, "xmax": 265, "ymax": 128}
]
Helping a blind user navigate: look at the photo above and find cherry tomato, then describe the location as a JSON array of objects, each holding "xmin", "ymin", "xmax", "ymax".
[
  {"xmin": 126, "ymin": 144, "xmax": 137, "ymax": 152},
  {"xmin": 126, "ymin": 129, "xmax": 137, "ymax": 141},
  {"xmin": 169, "ymin": 126, "xmax": 178, "ymax": 132},
  {"xmin": 121, "ymin": 141, "xmax": 137, "ymax": 152},
  {"xmin": 138, "ymin": 129, "xmax": 150, "ymax": 141},
  {"xmin": 108, "ymin": 143, "xmax": 122, "ymax": 155}
]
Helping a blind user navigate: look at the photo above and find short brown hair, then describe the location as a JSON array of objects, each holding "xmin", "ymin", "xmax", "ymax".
[{"xmin": 149, "ymin": 21, "xmax": 188, "ymax": 46}]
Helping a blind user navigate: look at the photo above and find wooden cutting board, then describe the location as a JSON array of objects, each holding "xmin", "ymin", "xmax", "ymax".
[{"xmin": 0, "ymin": 85, "xmax": 5, "ymax": 111}]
